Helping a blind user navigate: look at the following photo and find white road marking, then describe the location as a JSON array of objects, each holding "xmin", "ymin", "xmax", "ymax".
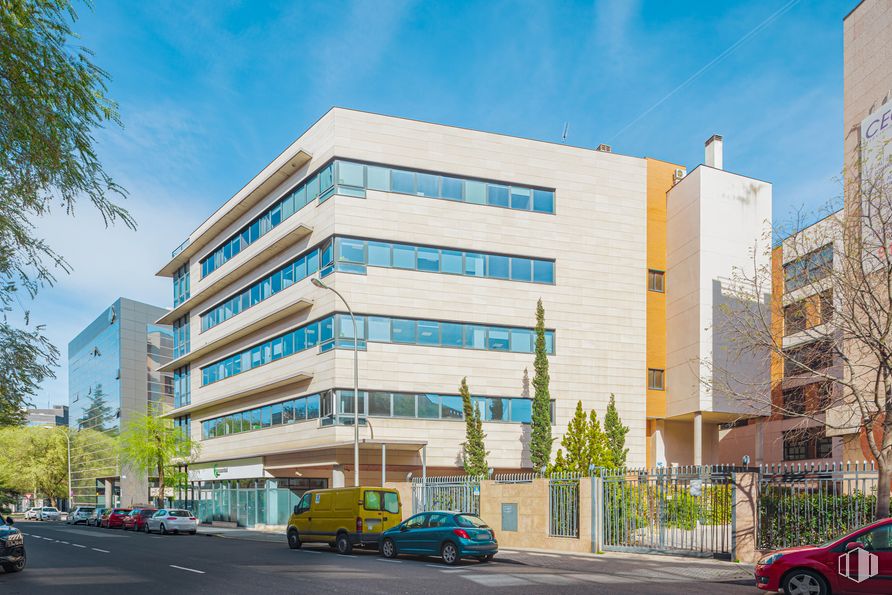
[
  {"xmin": 376, "ymin": 558, "xmax": 402, "ymax": 563},
  {"xmin": 91, "ymin": 548, "xmax": 110, "ymax": 553},
  {"xmin": 60, "ymin": 541, "xmax": 69, "ymax": 544},
  {"xmin": 72, "ymin": 544, "xmax": 86, "ymax": 548},
  {"xmin": 299, "ymin": 549, "xmax": 322, "ymax": 554},
  {"xmin": 170, "ymin": 565, "xmax": 205, "ymax": 574}
]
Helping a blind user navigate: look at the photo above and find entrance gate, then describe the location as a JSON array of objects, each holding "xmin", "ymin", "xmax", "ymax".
[
  {"xmin": 600, "ymin": 465, "xmax": 733, "ymax": 558},
  {"xmin": 411, "ymin": 475, "xmax": 480, "ymax": 515}
]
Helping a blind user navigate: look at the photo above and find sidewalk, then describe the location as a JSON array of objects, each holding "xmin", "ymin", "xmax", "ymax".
[{"xmin": 198, "ymin": 525, "xmax": 285, "ymax": 543}]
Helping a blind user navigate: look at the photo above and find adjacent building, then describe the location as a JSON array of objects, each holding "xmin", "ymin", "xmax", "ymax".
[
  {"xmin": 25, "ymin": 405, "xmax": 69, "ymax": 427},
  {"xmin": 68, "ymin": 298, "xmax": 173, "ymax": 507},
  {"xmin": 154, "ymin": 108, "xmax": 771, "ymax": 526}
]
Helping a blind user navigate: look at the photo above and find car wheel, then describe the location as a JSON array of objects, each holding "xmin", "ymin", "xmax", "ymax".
[
  {"xmin": 160, "ymin": 523, "xmax": 168, "ymax": 535},
  {"xmin": 336, "ymin": 533, "xmax": 352, "ymax": 555},
  {"xmin": 381, "ymin": 538, "xmax": 397, "ymax": 559},
  {"xmin": 441, "ymin": 541, "xmax": 459, "ymax": 565},
  {"xmin": 287, "ymin": 528, "xmax": 302, "ymax": 550},
  {"xmin": 144, "ymin": 523, "xmax": 151, "ymax": 534},
  {"xmin": 2, "ymin": 555, "xmax": 25, "ymax": 573},
  {"xmin": 782, "ymin": 569, "xmax": 829, "ymax": 595}
]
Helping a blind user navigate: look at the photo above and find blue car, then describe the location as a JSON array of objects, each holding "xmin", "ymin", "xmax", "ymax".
[{"xmin": 380, "ymin": 511, "xmax": 497, "ymax": 565}]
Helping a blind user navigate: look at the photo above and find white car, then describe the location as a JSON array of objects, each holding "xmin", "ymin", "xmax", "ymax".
[
  {"xmin": 145, "ymin": 509, "xmax": 198, "ymax": 535},
  {"xmin": 23, "ymin": 508, "xmax": 40, "ymax": 520},
  {"xmin": 67, "ymin": 506, "xmax": 95, "ymax": 525},
  {"xmin": 37, "ymin": 507, "xmax": 60, "ymax": 521}
]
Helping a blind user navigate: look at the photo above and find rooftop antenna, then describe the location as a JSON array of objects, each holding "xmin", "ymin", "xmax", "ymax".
[{"xmin": 561, "ymin": 122, "xmax": 569, "ymax": 144}]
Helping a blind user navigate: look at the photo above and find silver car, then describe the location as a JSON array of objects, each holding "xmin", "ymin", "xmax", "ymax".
[
  {"xmin": 67, "ymin": 506, "xmax": 95, "ymax": 525},
  {"xmin": 37, "ymin": 507, "xmax": 60, "ymax": 521},
  {"xmin": 145, "ymin": 509, "xmax": 198, "ymax": 535}
]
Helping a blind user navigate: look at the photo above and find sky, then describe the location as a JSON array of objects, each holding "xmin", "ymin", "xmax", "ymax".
[{"xmin": 27, "ymin": 0, "xmax": 850, "ymax": 407}]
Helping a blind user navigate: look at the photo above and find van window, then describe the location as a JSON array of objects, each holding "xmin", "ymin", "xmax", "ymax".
[
  {"xmin": 296, "ymin": 493, "xmax": 311, "ymax": 513},
  {"xmin": 363, "ymin": 491, "xmax": 381, "ymax": 511},
  {"xmin": 382, "ymin": 492, "xmax": 399, "ymax": 514}
]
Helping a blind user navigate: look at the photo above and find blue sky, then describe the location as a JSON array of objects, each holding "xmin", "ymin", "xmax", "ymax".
[{"xmin": 29, "ymin": 0, "xmax": 849, "ymax": 406}]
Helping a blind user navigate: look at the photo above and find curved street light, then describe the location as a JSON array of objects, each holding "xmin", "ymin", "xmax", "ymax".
[{"xmin": 311, "ymin": 276, "xmax": 360, "ymax": 487}]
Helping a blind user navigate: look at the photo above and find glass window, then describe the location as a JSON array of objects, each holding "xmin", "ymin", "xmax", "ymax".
[
  {"xmin": 416, "ymin": 247, "xmax": 439, "ymax": 272},
  {"xmin": 464, "ymin": 325, "xmax": 486, "ymax": 349},
  {"xmin": 338, "ymin": 238, "xmax": 365, "ymax": 264},
  {"xmin": 648, "ymin": 368, "xmax": 665, "ymax": 390},
  {"xmin": 293, "ymin": 398, "xmax": 307, "ymax": 421},
  {"xmin": 533, "ymin": 189, "xmax": 555, "ymax": 213},
  {"xmin": 417, "ymin": 321, "xmax": 440, "ymax": 345},
  {"xmin": 533, "ymin": 260, "xmax": 554, "ymax": 284},
  {"xmin": 368, "ymin": 316, "xmax": 391, "ymax": 342},
  {"xmin": 282, "ymin": 264, "xmax": 295, "ymax": 288},
  {"xmin": 465, "ymin": 253, "xmax": 485, "ymax": 277},
  {"xmin": 281, "ymin": 193, "xmax": 295, "ymax": 219},
  {"xmin": 648, "ymin": 270, "xmax": 665, "ymax": 292},
  {"xmin": 271, "ymin": 403, "xmax": 283, "ymax": 425},
  {"xmin": 487, "ymin": 328, "xmax": 510, "ymax": 351},
  {"xmin": 283, "ymin": 400, "xmax": 294, "ymax": 424},
  {"xmin": 487, "ymin": 184, "xmax": 510, "ymax": 207},
  {"xmin": 319, "ymin": 164, "xmax": 334, "ymax": 192},
  {"xmin": 320, "ymin": 317, "xmax": 334, "ymax": 344},
  {"xmin": 545, "ymin": 331, "xmax": 555, "ymax": 354},
  {"xmin": 441, "ymin": 396, "xmax": 464, "ymax": 419},
  {"xmin": 391, "ymin": 169, "xmax": 415, "ymax": 194},
  {"xmin": 369, "ymin": 392, "xmax": 391, "ymax": 416},
  {"xmin": 393, "ymin": 244, "xmax": 416, "ymax": 269},
  {"xmin": 510, "ymin": 258, "xmax": 532, "ymax": 282},
  {"xmin": 441, "ymin": 177, "xmax": 463, "ymax": 200},
  {"xmin": 363, "ymin": 490, "xmax": 381, "ymax": 511},
  {"xmin": 391, "ymin": 319, "xmax": 416, "ymax": 343},
  {"xmin": 510, "ymin": 329, "xmax": 533, "ymax": 353},
  {"xmin": 338, "ymin": 161, "xmax": 365, "ymax": 188},
  {"xmin": 367, "ymin": 241, "xmax": 391, "ymax": 267},
  {"xmin": 294, "ymin": 255, "xmax": 307, "ymax": 281},
  {"xmin": 440, "ymin": 322, "xmax": 463, "ymax": 347},
  {"xmin": 510, "ymin": 399, "xmax": 532, "ymax": 423},
  {"xmin": 416, "ymin": 173, "xmax": 438, "ymax": 197},
  {"xmin": 367, "ymin": 166, "xmax": 390, "ymax": 191},
  {"xmin": 487, "ymin": 254, "xmax": 510, "ymax": 279},
  {"xmin": 305, "ymin": 322, "xmax": 318, "ymax": 347},
  {"xmin": 383, "ymin": 492, "xmax": 400, "ymax": 514},
  {"xmin": 393, "ymin": 393, "xmax": 415, "ymax": 417},
  {"xmin": 306, "ymin": 250, "xmax": 319, "ymax": 275},
  {"xmin": 510, "ymin": 187, "xmax": 531, "ymax": 210},
  {"xmin": 465, "ymin": 180, "xmax": 486, "ymax": 204},
  {"xmin": 417, "ymin": 394, "xmax": 439, "ymax": 418},
  {"xmin": 485, "ymin": 398, "xmax": 509, "ymax": 422},
  {"xmin": 294, "ymin": 185, "xmax": 307, "ymax": 209},
  {"xmin": 441, "ymin": 250, "xmax": 462, "ymax": 274}
]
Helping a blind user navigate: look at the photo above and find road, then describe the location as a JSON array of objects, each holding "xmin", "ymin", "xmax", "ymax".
[{"xmin": 1, "ymin": 521, "xmax": 758, "ymax": 594}]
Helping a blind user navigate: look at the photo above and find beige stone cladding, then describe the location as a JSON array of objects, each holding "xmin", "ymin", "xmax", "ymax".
[{"xmin": 161, "ymin": 108, "xmax": 649, "ymax": 472}]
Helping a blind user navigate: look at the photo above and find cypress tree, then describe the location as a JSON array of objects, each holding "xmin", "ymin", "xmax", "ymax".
[
  {"xmin": 559, "ymin": 401, "xmax": 590, "ymax": 473},
  {"xmin": 530, "ymin": 299, "xmax": 553, "ymax": 471},
  {"xmin": 586, "ymin": 409, "xmax": 609, "ymax": 470},
  {"xmin": 459, "ymin": 377, "xmax": 488, "ymax": 476},
  {"xmin": 604, "ymin": 393, "xmax": 629, "ymax": 469}
]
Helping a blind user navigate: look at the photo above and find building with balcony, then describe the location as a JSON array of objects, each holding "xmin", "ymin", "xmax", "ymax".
[
  {"xmin": 68, "ymin": 298, "xmax": 173, "ymax": 507},
  {"xmin": 155, "ymin": 109, "xmax": 771, "ymax": 526}
]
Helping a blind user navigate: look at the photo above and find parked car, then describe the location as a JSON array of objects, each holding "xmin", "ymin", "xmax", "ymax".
[
  {"xmin": 87, "ymin": 507, "xmax": 106, "ymax": 527},
  {"xmin": 286, "ymin": 487, "xmax": 402, "ymax": 554},
  {"xmin": 23, "ymin": 508, "xmax": 40, "ymax": 520},
  {"xmin": 122, "ymin": 508, "xmax": 157, "ymax": 531},
  {"xmin": 37, "ymin": 507, "xmax": 60, "ymax": 522},
  {"xmin": 755, "ymin": 517, "xmax": 892, "ymax": 594},
  {"xmin": 379, "ymin": 511, "xmax": 497, "ymax": 565},
  {"xmin": 0, "ymin": 516, "xmax": 25, "ymax": 573},
  {"xmin": 67, "ymin": 506, "xmax": 95, "ymax": 525},
  {"xmin": 100, "ymin": 508, "xmax": 132, "ymax": 529},
  {"xmin": 145, "ymin": 509, "xmax": 198, "ymax": 535}
]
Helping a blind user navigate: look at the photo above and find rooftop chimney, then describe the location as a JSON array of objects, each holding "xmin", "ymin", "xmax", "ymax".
[{"xmin": 705, "ymin": 134, "xmax": 723, "ymax": 169}]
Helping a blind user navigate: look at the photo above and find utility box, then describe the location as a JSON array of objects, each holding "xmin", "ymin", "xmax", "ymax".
[{"xmin": 501, "ymin": 502, "xmax": 518, "ymax": 532}]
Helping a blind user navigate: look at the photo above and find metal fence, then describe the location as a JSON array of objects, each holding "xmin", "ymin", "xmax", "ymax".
[
  {"xmin": 549, "ymin": 474, "xmax": 581, "ymax": 537},
  {"xmin": 411, "ymin": 475, "xmax": 480, "ymax": 515},
  {"xmin": 601, "ymin": 465, "xmax": 733, "ymax": 558},
  {"xmin": 758, "ymin": 462, "xmax": 879, "ymax": 550}
]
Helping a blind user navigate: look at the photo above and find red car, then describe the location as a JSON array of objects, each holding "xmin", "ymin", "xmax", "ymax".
[
  {"xmin": 122, "ymin": 508, "xmax": 157, "ymax": 531},
  {"xmin": 755, "ymin": 517, "xmax": 892, "ymax": 594},
  {"xmin": 100, "ymin": 508, "xmax": 132, "ymax": 529}
]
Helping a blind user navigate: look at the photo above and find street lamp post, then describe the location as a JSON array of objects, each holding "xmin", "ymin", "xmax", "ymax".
[
  {"xmin": 42, "ymin": 426, "xmax": 72, "ymax": 510},
  {"xmin": 311, "ymin": 276, "xmax": 360, "ymax": 487}
]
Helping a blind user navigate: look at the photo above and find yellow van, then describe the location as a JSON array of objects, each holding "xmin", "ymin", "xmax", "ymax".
[{"xmin": 286, "ymin": 487, "xmax": 402, "ymax": 554}]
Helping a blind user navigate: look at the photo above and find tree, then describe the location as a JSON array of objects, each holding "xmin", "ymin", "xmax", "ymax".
[
  {"xmin": 604, "ymin": 394, "xmax": 629, "ymax": 468},
  {"xmin": 713, "ymin": 154, "xmax": 892, "ymax": 519},
  {"xmin": 550, "ymin": 401, "xmax": 609, "ymax": 474},
  {"xmin": 459, "ymin": 377, "xmax": 488, "ymax": 476},
  {"xmin": 0, "ymin": 426, "xmax": 68, "ymax": 506},
  {"xmin": 530, "ymin": 299, "xmax": 553, "ymax": 471},
  {"xmin": 0, "ymin": 0, "xmax": 134, "ymax": 421},
  {"xmin": 118, "ymin": 406, "xmax": 198, "ymax": 506}
]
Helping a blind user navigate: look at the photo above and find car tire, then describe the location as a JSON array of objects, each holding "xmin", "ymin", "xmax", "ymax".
[
  {"xmin": 441, "ymin": 541, "xmax": 459, "ymax": 566},
  {"xmin": 782, "ymin": 569, "xmax": 829, "ymax": 595},
  {"xmin": 160, "ymin": 523, "xmax": 168, "ymax": 535},
  {"xmin": 287, "ymin": 529, "xmax": 302, "ymax": 550},
  {"xmin": 189, "ymin": 531, "xmax": 196, "ymax": 535},
  {"xmin": 2, "ymin": 555, "xmax": 25, "ymax": 573},
  {"xmin": 381, "ymin": 538, "xmax": 397, "ymax": 559},
  {"xmin": 336, "ymin": 533, "xmax": 352, "ymax": 555},
  {"xmin": 144, "ymin": 523, "xmax": 151, "ymax": 534}
]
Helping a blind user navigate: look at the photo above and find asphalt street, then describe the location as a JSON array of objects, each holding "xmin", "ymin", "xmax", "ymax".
[{"xmin": 1, "ymin": 521, "xmax": 758, "ymax": 594}]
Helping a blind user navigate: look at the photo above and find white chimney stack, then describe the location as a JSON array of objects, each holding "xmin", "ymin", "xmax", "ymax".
[{"xmin": 705, "ymin": 134, "xmax": 723, "ymax": 170}]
